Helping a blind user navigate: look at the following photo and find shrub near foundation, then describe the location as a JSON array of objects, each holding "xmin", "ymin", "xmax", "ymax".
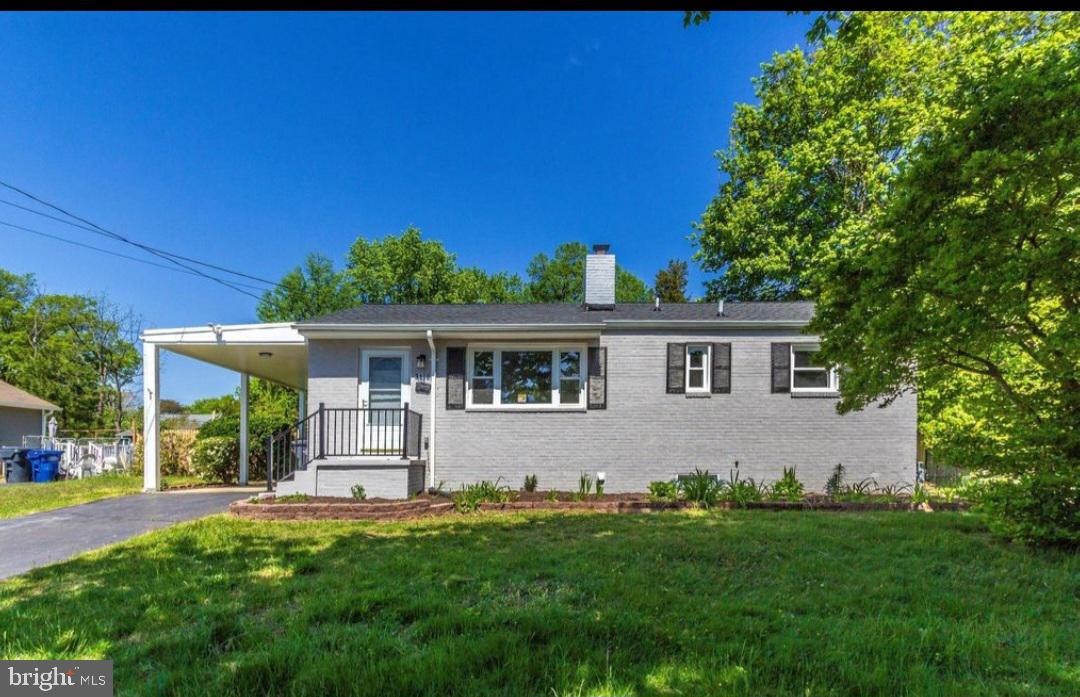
[{"xmin": 191, "ymin": 437, "xmax": 241, "ymax": 483}]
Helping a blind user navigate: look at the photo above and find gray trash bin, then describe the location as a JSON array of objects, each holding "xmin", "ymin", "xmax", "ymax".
[{"xmin": 4, "ymin": 449, "xmax": 31, "ymax": 483}]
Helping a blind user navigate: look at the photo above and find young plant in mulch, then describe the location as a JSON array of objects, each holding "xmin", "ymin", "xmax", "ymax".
[
  {"xmin": 825, "ymin": 463, "xmax": 846, "ymax": 497},
  {"xmin": 452, "ymin": 478, "xmax": 516, "ymax": 513},
  {"xmin": 350, "ymin": 484, "xmax": 367, "ymax": 501},
  {"xmin": 678, "ymin": 468, "xmax": 723, "ymax": 508},
  {"xmin": 721, "ymin": 468, "xmax": 768, "ymax": 507},
  {"xmin": 647, "ymin": 480, "xmax": 679, "ymax": 503},
  {"xmin": 768, "ymin": 467, "xmax": 805, "ymax": 502},
  {"xmin": 523, "ymin": 474, "xmax": 538, "ymax": 492},
  {"xmin": 574, "ymin": 472, "xmax": 594, "ymax": 501}
]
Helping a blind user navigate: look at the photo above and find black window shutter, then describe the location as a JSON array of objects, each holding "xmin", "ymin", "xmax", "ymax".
[
  {"xmin": 446, "ymin": 347, "xmax": 466, "ymax": 409},
  {"xmin": 666, "ymin": 343, "xmax": 686, "ymax": 394},
  {"xmin": 771, "ymin": 343, "xmax": 791, "ymax": 393},
  {"xmin": 712, "ymin": 342, "xmax": 731, "ymax": 394},
  {"xmin": 587, "ymin": 346, "xmax": 607, "ymax": 409}
]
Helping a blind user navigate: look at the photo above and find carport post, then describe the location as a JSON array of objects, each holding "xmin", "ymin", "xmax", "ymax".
[
  {"xmin": 239, "ymin": 372, "xmax": 249, "ymax": 486},
  {"xmin": 142, "ymin": 342, "xmax": 160, "ymax": 491}
]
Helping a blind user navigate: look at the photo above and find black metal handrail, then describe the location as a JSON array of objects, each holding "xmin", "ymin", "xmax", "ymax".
[{"xmin": 267, "ymin": 403, "xmax": 423, "ymax": 490}]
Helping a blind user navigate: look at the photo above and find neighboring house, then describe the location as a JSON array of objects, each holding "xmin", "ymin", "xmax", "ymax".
[
  {"xmin": 0, "ymin": 379, "xmax": 60, "ymax": 447},
  {"xmin": 140, "ymin": 245, "xmax": 916, "ymax": 498},
  {"xmin": 160, "ymin": 413, "xmax": 219, "ymax": 431}
]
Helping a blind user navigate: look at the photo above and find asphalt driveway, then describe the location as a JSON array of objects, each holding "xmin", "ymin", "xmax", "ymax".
[{"xmin": 0, "ymin": 490, "xmax": 250, "ymax": 579}]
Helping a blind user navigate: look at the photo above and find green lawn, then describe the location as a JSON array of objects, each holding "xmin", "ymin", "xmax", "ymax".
[
  {"xmin": 0, "ymin": 474, "xmax": 211, "ymax": 519},
  {"xmin": 1, "ymin": 511, "xmax": 1077, "ymax": 696}
]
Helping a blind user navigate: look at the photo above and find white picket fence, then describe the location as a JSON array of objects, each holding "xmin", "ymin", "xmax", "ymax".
[{"xmin": 19, "ymin": 436, "xmax": 134, "ymax": 478}]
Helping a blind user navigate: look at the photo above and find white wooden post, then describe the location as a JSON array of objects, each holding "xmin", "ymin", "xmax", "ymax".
[
  {"xmin": 239, "ymin": 372, "xmax": 249, "ymax": 485},
  {"xmin": 142, "ymin": 342, "xmax": 160, "ymax": 491},
  {"xmin": 298, "ymin": 389, "xmax": 306, "ymax": 422}
]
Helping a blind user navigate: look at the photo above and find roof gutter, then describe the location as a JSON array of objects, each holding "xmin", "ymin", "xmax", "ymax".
[
  {"xmin": 601, "ymin": 320, "xmax": 810, "ymax": 329},
  {"xmin": 297, "ymin": 322, "xmax": 605, "ymax": 333}
]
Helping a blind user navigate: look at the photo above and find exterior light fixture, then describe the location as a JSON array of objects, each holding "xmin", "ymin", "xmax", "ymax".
[
  {"xmin": 416, "ymin": 354, "xmax": 427, "ymax": 371},
  {"xmin": 259, "ymin": 351, "xmax": 273, "ymax": 359}
]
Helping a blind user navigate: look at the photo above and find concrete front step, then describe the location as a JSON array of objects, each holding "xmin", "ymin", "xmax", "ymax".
[{"xmin": 275, "ymin": 458, "xmax": 426, "ymax": 499}]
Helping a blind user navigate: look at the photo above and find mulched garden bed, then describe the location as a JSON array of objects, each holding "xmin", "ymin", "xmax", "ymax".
[{"xmin": 230, "ymin": 491, "xmax": 966, "ymax": 521}]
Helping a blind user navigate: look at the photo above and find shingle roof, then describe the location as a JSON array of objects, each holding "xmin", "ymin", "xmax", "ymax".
[
  {"xmin": 300, "ymin": 302, "xmax": 815, "ymax": 326},
  {"xmin": 0, "ymin": 379, "xmax": 60, "ymax": 411}
]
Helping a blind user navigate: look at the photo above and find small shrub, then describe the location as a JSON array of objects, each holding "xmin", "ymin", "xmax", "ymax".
[
  {"xmin": 595, "ymin": 478, "xmax": 605, "ymax": 496},
  {"xmin": 678, "ymin": 468, "xmax": 722, "ymax": 508},
  {"xmin": 546, "ymin": 489, "xmax": 559, "ymax": 502},
  {"xmin": 825, "ymin": 463, "xmax": 845, "ymax": 496},
  {"xmin": 648, "ymin": 480, "xmax": 679, "ymax": 502},
  {"xmin": 721, "ymin": 469, "xmax": 766, "ymax": 506},
  {"xmin": 453, "ymin": 478, "xmax": 516, "ymax": 513},
  {"xmin": 191, "ymin": 436, "xmax": 240, "ymax": 484},
  {"xmin": 350, "ymin": 484, "xmax": 367, "ymax": 501},
  {"xmin": 769, "ymin": 467, "xmax": 805, "ymax": 502},
  {"xmin": 911, "ymin": 484, "xmax": 930, "ymax": 506},
  {"xmin": 975, "ymin": 471, "xmax": 1080, "ymax": 547},
  {"xmin": 523, "ymin": 474, "xmax": 538, "ymax": 492}
]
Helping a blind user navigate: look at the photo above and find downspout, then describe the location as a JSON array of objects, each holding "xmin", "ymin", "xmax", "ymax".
[{"xmin": 426, "ymin": 329, "xmax": 437, "ymax": 491}]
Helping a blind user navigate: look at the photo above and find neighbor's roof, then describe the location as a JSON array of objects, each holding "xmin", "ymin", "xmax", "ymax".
[
  {"xmin": 0, "ymin": 379, "xmax": 60, "ymax": 411},
  {"xmin": 300, "ymin": 302, "xmax": 815, "ymax": 327}
]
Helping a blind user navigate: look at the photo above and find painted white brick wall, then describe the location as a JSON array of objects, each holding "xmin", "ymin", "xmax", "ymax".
[{"xmin": 307, "ymin": 328, "xmax": 917, "ymax": 495}]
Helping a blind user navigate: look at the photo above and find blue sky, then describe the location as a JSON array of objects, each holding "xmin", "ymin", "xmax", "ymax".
[{"xmin": 0, "ymin": 11, "xmax": 808, "ymax": 405}]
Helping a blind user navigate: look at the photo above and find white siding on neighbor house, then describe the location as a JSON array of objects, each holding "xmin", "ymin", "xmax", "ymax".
[
  {"xmin": 0, "ymin": 406, "xmax": 42, "ymax": 447},
  {"xmin": 306, "ymin": 328, "xmax": 917, "ymax": 495}
]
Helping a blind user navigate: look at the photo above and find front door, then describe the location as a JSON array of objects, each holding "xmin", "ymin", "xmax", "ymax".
[{"xmin": 359, "ymin": 350, "xmax": 409, "ymax": 455}]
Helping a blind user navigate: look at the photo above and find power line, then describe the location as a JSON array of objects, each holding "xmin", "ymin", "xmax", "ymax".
[
  {"xmin": 0, "ymin": 218, "xmax": 269, "ymax": 291},
  {"xmin": 0, "ymin": 180, "xmax": 264, "ymax": 300},
  {"xmin": 0, "ymin": 197, "xmax": 278, "ymax": 287}
]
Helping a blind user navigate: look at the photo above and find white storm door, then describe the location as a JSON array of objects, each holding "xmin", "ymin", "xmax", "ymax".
[{"xmin": 359, "ymin": 350, "xmax": 409, "ymax": 455}]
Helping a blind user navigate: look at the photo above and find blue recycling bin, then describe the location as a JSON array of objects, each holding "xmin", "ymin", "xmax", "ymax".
[{"xmin": 26, "ymin": 449, "xmax": 62, "ymax": 483}]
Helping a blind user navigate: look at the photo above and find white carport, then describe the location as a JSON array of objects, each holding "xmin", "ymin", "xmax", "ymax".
[{"xmin": 140, "ymin": 323, "xmax": 307, "ymax": 491}]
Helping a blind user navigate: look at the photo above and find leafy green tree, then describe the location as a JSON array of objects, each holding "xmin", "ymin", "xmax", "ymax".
[
  {"xmin": 185, "ymin": 394, "xmax": 239, "ymax": 416},
  {"xmin": 693, "ymin": 11, "xmax": 1079, "ymax": 543},
  {"xmin": 257, "ymin": 253, "xmax": 354, "ymax": 322},
  {"xmin": 345, "ymin": 227, "xmax": 522, "ymax": 304},
  {"xmin": 814, "ymin": 33, "xmax": 1079, "ymax": 543},
  {"xmin": 524, "ymin": 242, "xmax": 651, "ymax": 303},
  {"xmin": 159, "ymin": 399, "xmax": 185, "ymax": 414},
  {"xmin": 654, "ymin": 260, "xmax": 689, "ymax": 303},
  {"xmin": 0, "ymin": 269, "xmax": 142, "ymax": 433}
]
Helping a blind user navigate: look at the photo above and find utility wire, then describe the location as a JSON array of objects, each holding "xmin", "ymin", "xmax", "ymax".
[
  {"xmin": 0, "ymin": 218, "xmax": 268, "ymax": 291},
  {"xmin": 0, "ymin": 180, "xmax": 264, "ymax": 300},
  {"xmin": 0, "ymin": 197, "xmax": 278, "ymax": 287}
]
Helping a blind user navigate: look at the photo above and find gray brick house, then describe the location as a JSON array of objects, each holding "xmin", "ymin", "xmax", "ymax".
[{"xmin": 140, "ymin": 246, "xmax": 916, "ymax": 498}]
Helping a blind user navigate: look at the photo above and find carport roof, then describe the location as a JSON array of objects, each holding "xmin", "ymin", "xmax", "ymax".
[{"xmin": 141, "ymin": 323, "xmax": 307, "ymax": 390}]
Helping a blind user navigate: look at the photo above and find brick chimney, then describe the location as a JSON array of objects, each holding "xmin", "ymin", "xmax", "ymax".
[{"xmin": 584, "ymin": 244, "xmax": 615, "ymax": 310}]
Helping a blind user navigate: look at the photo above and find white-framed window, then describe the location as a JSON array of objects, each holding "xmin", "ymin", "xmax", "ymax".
[
  {"xmin": 686, "ymin": 344, "xmax": 711, "ymax": 393},
  {"xmin": 466, "ymin": 345, "xmax": 588, "ymax": 409},
  {"xmin": 791, "ymin": 344, "xmax": 839, "ymax": 392}
]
